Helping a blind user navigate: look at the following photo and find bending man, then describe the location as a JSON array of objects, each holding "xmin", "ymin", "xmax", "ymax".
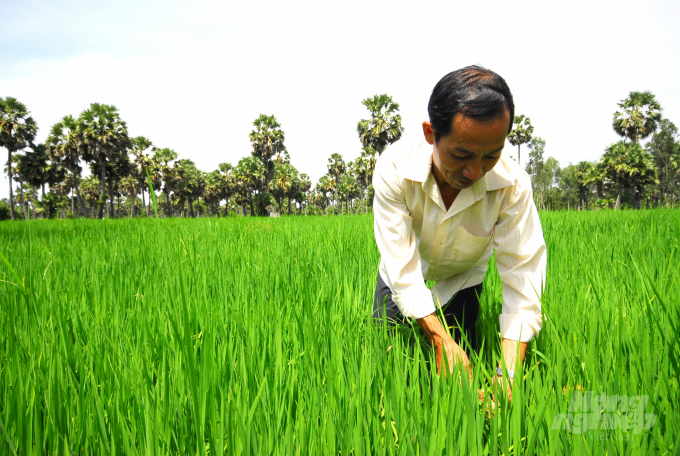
[{"xmin": 372, "ymin": 65, "xmax": 547, "ymax": 400}]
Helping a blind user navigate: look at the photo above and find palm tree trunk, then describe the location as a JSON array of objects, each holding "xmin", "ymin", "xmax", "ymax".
[
  {"xmin": 631, "ymin": 182, "xmax": 637, "ymax": 209},
  {"xmin": 108, "ymin": 180, "xmax": 115, "ymax": 218},
  {"xmin": 614, "ymin": 176, "xmax": 623, "ymax": 210},
  {"xmin": 141, "ymin": 186, "xmax": 147, "ymax": 216},
  {"xmin": 7, "ymin": 149, "xmax": 15, "ymax": 221},
  {"xmin": 131, "ymin": 184, "xmax": 136, "ymax": 218},
  {"xmin": 517, "ymin": 144, "xmax": 521, "ymax": 166},
  {"xmin": 189, "ymin": 198, "xmax": 195, "ymax": 218},
  {"xmin": 99, "ymin": 156, "xmax": 107, "ymax": 219},
  {"xmin": 287, "ymin": 196, "xmax": 292, "ymax": 215},
  {"xmin": 74, "ymin": 175, "xmax": 90, "ymax": 218},
  {"xmin": 71, "ymin": 188, "xmax": 75, "ymax": 216},
  {"xmin": 164, "ymin": 188, "xmax": 172, "ymax": 217},
  {"xmin": 249, "ymin": 193, "xmax": 255, "ymax": 217},
  {"xmin": 31, "ymin": 187, "xmax": 38, "ymax": 219},
  {"xmin": 18, "ymin": 179, "xmax": 27, "ymax": 220},
  {"xmin": 223, "ymin": 197, "xmax": 229, "ymax": 217}
]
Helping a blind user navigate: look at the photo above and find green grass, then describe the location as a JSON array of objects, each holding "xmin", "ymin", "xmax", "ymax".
[{"xmin": 0, "ymin": 210, "xmax": 679, "ymax": 455}]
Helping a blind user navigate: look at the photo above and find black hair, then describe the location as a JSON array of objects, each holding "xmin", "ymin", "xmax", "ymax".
[{"xmin": 427, "ymin": 65, "xmax": 515, "ymax": 143}]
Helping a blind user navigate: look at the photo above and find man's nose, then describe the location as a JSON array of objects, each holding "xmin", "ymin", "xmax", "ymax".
[{"xmin": 463, "ymin": 160, "xmax": 484, "ymax": 181}]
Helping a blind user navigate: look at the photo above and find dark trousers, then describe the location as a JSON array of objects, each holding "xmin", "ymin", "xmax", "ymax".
[{"xmin": 373, "ymin": 272, "xmax": 482, "ymax": 354}]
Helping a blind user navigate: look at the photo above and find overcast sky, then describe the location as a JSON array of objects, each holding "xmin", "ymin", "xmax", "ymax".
[{"xmin": 2, "ymin": 0, "xmax": 679, "ymax": 199}]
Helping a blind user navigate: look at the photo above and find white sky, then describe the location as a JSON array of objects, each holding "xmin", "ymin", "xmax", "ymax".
[{"xmin": 2, "ymin": 0, "xmax": 679, "ymax": 199}]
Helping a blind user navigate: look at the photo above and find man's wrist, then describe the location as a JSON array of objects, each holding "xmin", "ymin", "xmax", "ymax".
[
  {"xmin": 417, "ymin": 313, "xmax": 451, "ymax": 343},
  {"xmin": 500, "ymin": 338, "xmax": 527, "ymax": 371},
  {"xmin": 495, "ymin": 367, "xmax": 514, "ymax": 379}
]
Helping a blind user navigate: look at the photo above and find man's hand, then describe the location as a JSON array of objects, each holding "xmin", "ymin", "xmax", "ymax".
[
  {"xmin": 491, "ymin": 338, "xmax": 527, "ymax": 403},
  {"xmin": 416, "ymin": 313, "xmax": 472, "ymax": 382},
  {"xmin": 491, "ymin": 374, "xmax": 513, "ymax": 404}
]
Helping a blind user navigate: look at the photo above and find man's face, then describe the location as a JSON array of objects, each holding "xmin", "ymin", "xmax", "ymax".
[{"xmin": 423, "ymin": 110, "xmax": 510, "ymax": 190}]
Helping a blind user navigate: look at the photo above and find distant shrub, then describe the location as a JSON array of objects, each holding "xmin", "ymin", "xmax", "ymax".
[{"xmin": 0, "ymin": 202, "xmax": 10, "ymax": 221}]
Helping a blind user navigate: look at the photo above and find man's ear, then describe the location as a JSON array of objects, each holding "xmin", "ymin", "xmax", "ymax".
[{"xmin": 422, "ymin": 121, "xmax": 435, "ymax": 145}]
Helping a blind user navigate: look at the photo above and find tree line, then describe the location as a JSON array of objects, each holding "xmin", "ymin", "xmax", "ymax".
[
  {"xmin": 1, "ymin": 90, "xmax": 678, "ymax": 220},
  {"xmin": 0, "ymin": 94, "xmax": 403, "ymax": 220},
  {"xmin": 511, "ymin": 91, "xmax": 679, "ymax": 210}
]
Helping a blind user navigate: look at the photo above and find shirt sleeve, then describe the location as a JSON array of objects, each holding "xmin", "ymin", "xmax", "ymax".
[
  {"xmin": 492, "ymin": 177, "xmax": 547, "ymax": 342},
  {"xmin": 372, "ymin": 157, "xmax": 435, "ymax": 319}
]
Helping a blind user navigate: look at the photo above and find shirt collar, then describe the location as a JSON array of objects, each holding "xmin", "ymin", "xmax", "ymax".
[{"xmin": 394, "ymin": 141, "xmax": 517, "ymax": 192}]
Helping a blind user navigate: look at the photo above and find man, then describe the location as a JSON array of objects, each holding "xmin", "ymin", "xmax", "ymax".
[{"xmin": 372, "ymin": 65, "xmax": 546, "ymax": 401}]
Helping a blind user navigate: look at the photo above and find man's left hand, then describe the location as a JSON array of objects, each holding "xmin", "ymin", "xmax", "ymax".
[{"xmin": 491, "ymin": 374, "xmax": 513, "ymax": 403}]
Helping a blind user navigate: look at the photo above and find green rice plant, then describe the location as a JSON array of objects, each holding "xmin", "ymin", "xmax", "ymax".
[{"xmin": 0, "ymin": 209, "xmax": 678, "ymax": 454}]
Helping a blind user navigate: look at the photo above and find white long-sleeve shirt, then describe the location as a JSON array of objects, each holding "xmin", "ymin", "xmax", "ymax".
[{"xmin": 373, "ymin": 140, "xmax": 547, "ymax": 342}]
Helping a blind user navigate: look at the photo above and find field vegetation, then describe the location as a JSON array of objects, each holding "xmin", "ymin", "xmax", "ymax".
[{"xmin": 0, "ymin": 209, "xmax": 679, "ymax": 454}]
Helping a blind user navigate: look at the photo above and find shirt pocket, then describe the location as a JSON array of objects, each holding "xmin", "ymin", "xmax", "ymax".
[{"xmin": 441, "ymin": 225, "xmax": 493, "ymax": 276}]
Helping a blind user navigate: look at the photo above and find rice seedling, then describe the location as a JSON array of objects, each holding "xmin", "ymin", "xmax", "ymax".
[{"xmin": 0, "ymin": 209, "xmax": 678, "ymax": 455}]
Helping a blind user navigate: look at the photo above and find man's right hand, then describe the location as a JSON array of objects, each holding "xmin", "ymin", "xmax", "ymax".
[{"xmin": 416, "ymin": 313, "xmax": 472, "ymax": 382}]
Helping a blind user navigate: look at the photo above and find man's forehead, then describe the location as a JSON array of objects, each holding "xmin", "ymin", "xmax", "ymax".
[{"xmin": 450, "ymin": 145, "xmax": 505, "ymax": 155}]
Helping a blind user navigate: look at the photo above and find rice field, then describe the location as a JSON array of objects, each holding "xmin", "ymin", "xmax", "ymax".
[{"xmin": 0, "ymin": 209, "xmax": 679, "ymax": 455}]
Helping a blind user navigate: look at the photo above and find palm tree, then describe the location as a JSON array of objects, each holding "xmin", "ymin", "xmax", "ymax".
[
  {"xmin": 48, "ymin": 179, "xmax": 72, "ymax": 218},
  {"xmin": 601, "ymin": 141, "xmax": 631, "ymax": 210},
  {"xmin": 169, "ymin": 159, "xmax": 205, "ymax": 218},
  {"xmin": 507, "ymin": 115, "xmax": 534, "ymax": 166},
  {"xmin": 613, "ymin": 91, "xmax": 663, "ymax": 145},
  {"xmin": 152, "ymin": 147, "xmax": 178, "ymax": 217},
  {"xmin": 0, "ymin": 97, "xmax": 38, "ymax": 221},
  {"xmin": 18, "ymin": 144, "xmax": 51, "ymax": 200},
  {"xmin": 79, "ymin": 103, "xmax": 131, "ymax": 218},
  {"xmin": 327, "ymin": 153, "xmax": 346, "ymax": 215},
  {"xmin": 129, "ymin": 136, "xmax": 154, "ymax": 216},
  {"xmin": 574, "ymin": 161, "xmax": 593, "ymax": 210},
  {"xmin": 249, "ymin": 114, "xmax": 286, "ymax": 188},
  {"xmin": 296, "ymin": 173, "xmax": 311, "ymax": 214},
  {"xmin": 338, "ymin": 174, "xmax": 360, "ymax": 214},
  {"xmin": 80, "ymin": 176, "xmax": 102, "ymax": 210},
  {"xmin": 203, "ymin": 170, "xmax": 223, "ymax": 216},
  {"xmin": 350, "ymin": 147, "xmax": 376, "ymax": 214},
  {"xmin": 585, "ymin": 162, "xmax": 608, "ymax": 200},
  {"xmin": 624, "ymin": 144, "xmax": 658, "ymax": 209},
  {"xmin": 90, "ymin": 152, "xmax": 133, "ymax": 218},
  {"xmin": 2, "ymin": 160, "xmax": 27, "ymax": 219},
  {"xmin": 233, "ymin": 156, "xmax": 265, "ymax": 217},
  {"xmin": 46, "ymin": 115, "xmax": 91, "ymax": 217},
  {"xmin": 16, "ymin": 152, "xmax": 42, "ymax": 218},
  {"xmin": 219, "ymin": 163, "xmax": 235, "ymax": 216},
  {"xmin": 269, "ymin": 169, "xmax": 286, "ymax": 214},
  {"xmin": 357, "ymin": 95, "xmax": 404, "ymax": 156},
  {"xmin": 270, "ymin": 163, "xmax": 300, "ymax": 214},
  {"xmin": 315, "ymin": 176, "xmax": 333, "ymax": 215},
  {"xmin": 119, "ymin": 175, "xmax": 139, "ymax": 217},
  {"xmin": 646, "ymin": 120, "xmax": 680, "ymax": 206}
]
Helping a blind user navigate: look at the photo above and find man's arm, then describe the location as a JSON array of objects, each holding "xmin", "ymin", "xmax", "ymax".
[
  {"xmin": 491, "ymin": 169, "xmax": 547, "ymax": 400},
  {"xmin": 372, "ymin": 153, "xmax": 435, "ymax": 320},
  {"xmin": 492, "ymin": 174, "xmax": 546, "ymax": 344},
  {"xmin": 417, "ymin": 313, "xmax": 472, "ymax": 379},
  {"xmin": 490, "ymin": 339, "xmax": 527, "ymax": 403},
  {"xmin": 500, "ymin": 338, "xmax": 527, "ymax": 373},
  {"xmin": 373, "ymin": 153, "xmax": 471, "ymax": 377}
]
